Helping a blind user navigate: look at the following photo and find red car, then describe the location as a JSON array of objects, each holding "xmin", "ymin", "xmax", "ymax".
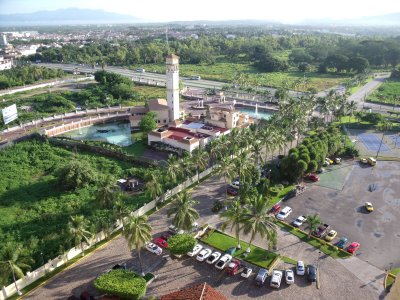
[
  {"xmin": 346, "ymin": 242, "xmax": 360, "ymax": 254},
  {"xmin": 153, "ymin": 237, "xmax": 168, "ymax": 249},
  {"xmin": 304, "ymin": 173, "xmax": 320, "ymax": 182},
  {"xmin": 270, "ymin": 204, "xmax": 281, "ymax": 214},
  {"xmin": 226, "ymin": 259, "xmax": 241, "ymax": 276},
  {"xmin": 227, "ymin": 186, "xmax": 239, "ymax": 196}
]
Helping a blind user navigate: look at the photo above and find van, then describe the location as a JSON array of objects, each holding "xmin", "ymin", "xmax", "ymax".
[
  {"xmin": 367, "ymin": 157, "xmax": 376, "ymax": 166},
  {"xmin": 136, "ymin": 68, "xmax": 145, "ymax": 73},
  {"xmin": 190, "ymin": 75, "xmax": 201, "ymax": 80},
  {"xmin": 270, "ymin": 270, "xmax": 283, "ymax": 288},
  {"xmin": 276, "ymin": 206, "xmax": 292, "ymax": 220}
]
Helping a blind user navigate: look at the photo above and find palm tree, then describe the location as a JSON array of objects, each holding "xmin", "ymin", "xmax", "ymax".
[
  {"xmin": 304, "ymin": 213, "xmax": 322, "ymax": 238},
  {"xmin": 167, "ymin": 191, "xmax": 199, "ymax": 231},
  {"xmin": 346, "ymin": 100, "xmax": 357, "ymax": 122},
  {"xmin": 266, "ymin": 230, "xmax": 278, "ymax": 251},
  {"xmin": 145, "ymin": 172, "xmax": 163, "ymax": 206},
  {"xmin": 242, "ymin": 194, "xmax": 276, "ymax": 253},
  {"xmin": 113, "ymin": 198, "xmax": 130, "ymax": 231},
  {"xmin": 69, "ymin": 215, "xmax": 92, "ymax": 256},
  {"xmin": 166, "ymin": 154, "xmax": 182, "ymax": 184},
  {"xmin": 123, "ymin": 215, "xmax": 152, "ymax": 276},
  {"xmin": 220, "ymin": 200, "xmax": 248, "ymax": 249},
  {"xmin": 191, "ymin": 148, "xmax": 209, "ymax": 183},
  {"xmin": 95, "ymin": 176, "xmax": 119, "ymax": 209},
  {"xmin": 0, "ymin": 244, "xmax": 32, "ymax": 296},
  {"xmin": 376, "ymin": 119, "xmax": 393, "ymax": 158},
  {"xmin": 215, "ymin": 156, "xmax": 235, "ymax": 210}
]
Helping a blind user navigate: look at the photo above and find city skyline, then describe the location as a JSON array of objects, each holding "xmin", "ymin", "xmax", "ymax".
[{"xmin": 1, "ymin": 0, "xmax": 400, "ymax": 23}]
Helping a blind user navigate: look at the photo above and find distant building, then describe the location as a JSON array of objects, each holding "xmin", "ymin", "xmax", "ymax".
[
  {"xmin": 0, "ymin": 56, "xmax": 12, "ymax": 70},
  {"xmin": 205, "ymin": 106, "xmax": 250, "ymax": 129},
  {"xmin": 0, "ymin": 34, "xmax": 8, "ymax": 48}
]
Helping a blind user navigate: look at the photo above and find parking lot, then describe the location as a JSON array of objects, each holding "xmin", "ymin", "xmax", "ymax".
[{"xmin": 285, "ymin": 160, "xmax": 400, "ymax": 270}]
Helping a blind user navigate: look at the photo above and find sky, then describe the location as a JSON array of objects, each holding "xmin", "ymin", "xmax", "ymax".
[{"xmin": 1, "ymin": 0, "xmax": 400, "ymax": 23}]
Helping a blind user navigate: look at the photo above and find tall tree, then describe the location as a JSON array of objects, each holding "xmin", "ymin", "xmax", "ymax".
[
  {"xmin": 167, "ymin": 191, "xmax": 199, "ymax": 231},
  {"xmin": 220, "ymin": 200, "xmax": 248, "ymax": 249},
  {"xmin": 215, "ymin": 156, "xmax": 235, "ymax": 210},
  {"xmin": 191, "ymin": 148, "xmax": 209, "ymax": 183},
  {"xmin": 242, "ymin": 194, "xmax": 276, "ymax": 253},
  {"xmin": 145, "ymin": 172, "xmax": 163, "ymax": 205},
  {"xmin": 123, "ymin": 215, "xmax": 152, "ymax": 275},
  {"xmin": 113, "ymin": 198, "xmax": 130, "ymax": 231},
  {"xmin": 166, "ymin": 154, "xmax": 182, "ymax": 185},
  {"xmin": 69, "ymin": 215, "xmax": 92, "ymax": 256},
  {"xmin": 95, "ymin": 176, "xmax": 119, "ymax": 209},
  {"xmin": 305, "ymin": 213, "xmax": 322, "ymax": 238}
]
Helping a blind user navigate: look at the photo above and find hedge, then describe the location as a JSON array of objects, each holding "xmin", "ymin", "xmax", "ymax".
[
  {"xmin": 168, "ymin": 233, "xmax": 196, "ymax": 256},
  {"xmin": 94, "ymin": 269, "xmax": 147, "ymax": 300}
]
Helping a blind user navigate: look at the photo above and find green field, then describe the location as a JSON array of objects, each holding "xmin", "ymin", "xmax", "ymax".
[
  {"xmin": 140, "ymin": 62, "xmax": 349, "ymax": 92},
  {"xmin": 367, "ymin": 78, "xmax": 400, "ymax": 105},
  {"xmin": 0, "ymin": 139, "xmax": 150, "ymax": 274}
]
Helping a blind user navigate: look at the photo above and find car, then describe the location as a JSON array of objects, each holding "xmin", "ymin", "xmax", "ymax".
[
  {"xmin": 360, "ymin": 158, "xmax": 368, "ymax": 164},
  {"xmin": 270, "ymin": 270, "xmax": 283, "ymax": 288},
  {"xmin": 160, "ymin": 233, "xmax": 172, "ymax": 241},
  {"xmin": 145, "ymin": 242, "xmax": 162, "ymax": 255},
  {"xmin": 367, "ymin": 157, "xmax": 376, "ymax": 166},
  {"xmin": 365, "ymin": 202, "xmax": 374, "ymax": 212},
  {"xmin": 136, "ymin": 68, "xmax": 145, "ymax": 73},
  {"xmin": 312, "ymin": 224, "xmax": 330, "ymax": 238},
  {"xmin": 241, "ymin": 267, "xmax": 253, "ymax": 278},
  {"xmin": 190, "ymin": 75, "xmax": 201, "ymax": 80},
  {"xmin": 187, "ymin": 244, "xmax": 203, "ymax": 257},
  {"xmin": 292, "ymin": 215, "xmax": 307, "ymax": 227},
  {"xmin": 227, "ymin": 186, "xmax": 239, "ymax": 196},
  {"xmin": 325, "ymin": 230, "xmax": 337, "ymax": 242},
  {"xmin": 326, "ymin": 158, "xmax": 334, "ymax": 164},
  {"xmin": 215, "ymin": 254, "xmax": 232, "ymax": 270},
  {"xmin": 276, "ymin": 206, "xmax": 292, "ymax": 220},
  {"xmin": 206, "ymin": 251, "xmax": 221, "ymax": 264},
  {"xmin": 226, "ymin": 259, "xmax": 241, "ymax": 276},
  {"xmin": 307, "ymin": 264, "xmax": 317, "ymax": 282},
  {"xmin": 196, "ymin": 248, "xmax": 212, "ymax": 262},
  {"xmin": 226, "ymin": 247, "xmax": 236, "ymax": 256},
  {"xmin": 230, "ymin": 179, "xmax": 240, "ymax": 189},
  {"xmin": 336, "ymin": 237, "xmax": 348, "ymax": 249},
  {"xmin": 347, "ymin": 242, "xmax": 360, "ymax": 254},
  {"xmin": 270, "ymin": 203, "xmax": 281, "ymax": 214},
  {"xmin": 153, "ymin": 237, "xmax": 168, "ymax": 249},
  {"xmin": 335, "ymin": 157, "xmax": 341, "ymax": 164},
  {"xmin": 296, "ymin": 261, "xmax": 305, "ymax": 276},
  {"xmin": 285, "ymin": 269, "xmax": 294, "ymax": 284},
  {"xmin": 304, "ymin": 173, "xmax": 320, "ymax": 182},
  {"xmin": 254, "ymin": 268, "xmax": 269, "ymax": 286},
  {"xmin": 168, "ymin": 225, "xmax": 184, "ymax": 235}
]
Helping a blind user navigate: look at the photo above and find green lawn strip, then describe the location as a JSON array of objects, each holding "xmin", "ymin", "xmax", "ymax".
[
  {"xmin": 269, "ymin": 184, "xmax": 295, "ymax": 206},
  {"xmin": 385, "ymin": 268, "xmax": 400, "ymax": 288},
  {"xmin": 123, "ymin": 139, "xmax": 147, "ymax": 156},
  {"xmin": 8, "ymin": 231, "xmax": 122, "ymax": 300},
  {"xmin": 201, "ymin": 230, "xmax": 295, "ymax": 269},
  {"xmin": 275, "ymin": 221, "xmax": 350, "ymax": 259},
  {"xmin": 367, "ymin": 77, "xmax": 400, "ymax": 105}
]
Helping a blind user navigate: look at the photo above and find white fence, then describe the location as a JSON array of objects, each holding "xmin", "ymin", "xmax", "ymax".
[{"xmin": 0, "ymin": 165, "xmax": 215, "ymax": 299}]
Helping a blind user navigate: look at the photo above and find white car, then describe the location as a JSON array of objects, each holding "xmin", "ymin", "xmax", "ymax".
[
  {"xmin": 196, "ymin": 248, "xmax": 212, "ymax": 261},
  {"xmin": 285, "ymin": 269, "xmax": 295, "ymax": 284},
  {"xmin": 241, "ymin": 267, "xmax": 253, "ymax": 278},
  {"xmin": 230, "ymin": 180, "xmax": 240, "ymax": 189},
  {"xmin": 270, "ymin": 270, "xmax": 283, "ymax": 288},
  {"xmin": 206, "ymin": 251, "xmax": 221, "ymax": 264},
  {"xmin": 276, "ymin": 206, "xmax": 292, "ymax": 220},
  {"xmin": 136, "ymin": 68, "xmax": 145, "ymax": 73},
  {"xmin": 292, "ymin": 215, "xmax": 306, "ymax": 227},
  {"xmin": 187, "ymin": 244, "xmax": 203, "ymax": 257},
  {"xmin": 296, "ymin": 261, "xmax": 305, "ymax": 276},
  {"xmin": 215, "ymin": 254, "xmax": 232, "ymax": 270},
  {"xmin": 145, "ymin": 242, "xmax": 162, "ymax": 255}
]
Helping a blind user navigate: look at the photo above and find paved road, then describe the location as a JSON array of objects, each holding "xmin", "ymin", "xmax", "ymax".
[{"xmin": 25, "ymin": 174, "xmax": 382, "ymax": 300}]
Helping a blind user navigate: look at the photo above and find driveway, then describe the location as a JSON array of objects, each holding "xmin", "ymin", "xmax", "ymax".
[
  {"xmin": 25, "ymin": 173, "xmax": 383, "ymax": 300},
  {"xmin": 284, "ymin": 160, "xmax": 400, "ymax": 271}
]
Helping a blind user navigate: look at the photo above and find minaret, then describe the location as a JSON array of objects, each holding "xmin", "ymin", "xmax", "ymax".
[{"xmin": 166, "ymin": 54, "xmax": 180, "ymax": 121}]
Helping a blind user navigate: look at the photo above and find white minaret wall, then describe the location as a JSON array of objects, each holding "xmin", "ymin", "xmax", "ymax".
[{"xmin": 166, "ymin": 54, "xmax": 180, "ymax": 121}]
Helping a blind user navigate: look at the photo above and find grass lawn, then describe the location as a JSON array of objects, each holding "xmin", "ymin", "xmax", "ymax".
[
  {"xmin": 141, "ymin": 62, "xmax": 349, "ymax": 92},
  {"xmin": 201, "ymin": 230, "xmax": 296, "ymax": 268},
  {"xmin": 268, "ymin": 184, "xmax": 295, "ymax": 206},
  {"xmin": 123, "ymin": 139, "xmax": 147, "ymax": 156},
  {"xmin": 386, "ymin": 268, "xmax": 400, "ymax": 288},
  {"xmin": 275, "ymin": 221, "xmax": 350, "ymax": 259},
  {"xmin": 367, "ymin": 78, "xmax": 400, "ymax": 105}
]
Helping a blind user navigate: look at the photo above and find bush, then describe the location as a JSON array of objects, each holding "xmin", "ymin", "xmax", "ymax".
[
  {"xmin": 168, "ymin": 233, "xmax": 196, "ymax": 256},
  {"xmin": 94, "ymin": 269, "xmax": 146, "ymax": 300}
]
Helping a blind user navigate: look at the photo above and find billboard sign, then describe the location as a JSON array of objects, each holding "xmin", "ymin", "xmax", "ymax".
[{"xmin": 2, "ymin": 104, "xmax": 18, "ymax": 125}]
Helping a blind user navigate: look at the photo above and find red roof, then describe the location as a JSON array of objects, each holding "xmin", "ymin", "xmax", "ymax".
[{"xmin": 160, "ymin": 282, "xmax": 227, "ymax": 300}]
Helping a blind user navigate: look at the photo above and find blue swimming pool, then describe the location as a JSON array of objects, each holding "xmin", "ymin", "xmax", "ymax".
[{"xmin": 236, "ymin": 107, "xmax": 274, "ymax": 120}]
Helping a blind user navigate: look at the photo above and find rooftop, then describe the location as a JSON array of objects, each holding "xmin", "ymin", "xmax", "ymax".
[{"xmin": 147, "ymin": 98, "xmax": 168, "ymax": 111}]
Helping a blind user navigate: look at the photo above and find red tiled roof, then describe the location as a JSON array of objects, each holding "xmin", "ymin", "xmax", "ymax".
[{"xmin": 160, "ymin": 282, "xmax": 227, "ymax": 300}]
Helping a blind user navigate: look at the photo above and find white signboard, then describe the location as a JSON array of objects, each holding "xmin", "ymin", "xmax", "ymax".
[{"xmin": 2, "ymin": 104, "xmax": 18, "ymax": 125}]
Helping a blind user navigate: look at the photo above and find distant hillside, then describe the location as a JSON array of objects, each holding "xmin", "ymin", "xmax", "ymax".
[
  {"xmin": 0, "ymin": 8, "xmax": 142, "ymax": 25},
  {"xmin": 301, "ymin": 12, "xmax": 400, "ymax": 26}
]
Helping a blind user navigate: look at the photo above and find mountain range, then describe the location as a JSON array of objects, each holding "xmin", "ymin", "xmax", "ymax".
[{"xmin": 0, "ymin": 8, "xmax": 399, "ymax": 26}]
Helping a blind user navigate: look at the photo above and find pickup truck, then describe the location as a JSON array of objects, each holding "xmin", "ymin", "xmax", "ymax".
[{"xmin": 312, "ymin": 224, "xmax": 329, "ymax": 238}]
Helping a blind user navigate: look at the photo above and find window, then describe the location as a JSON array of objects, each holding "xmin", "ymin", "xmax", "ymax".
[
  {"xmin": 163, "ymin": 119, "xmax": 167, "ymax": 123},
  {"xmin": 157, "ymin": 120, "xmax": 160, "ymax": 123}
]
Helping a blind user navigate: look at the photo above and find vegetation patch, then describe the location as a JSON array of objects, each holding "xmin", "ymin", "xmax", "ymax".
[
  {"xmin": 94, "ymin": 269, "xmax": 147, "ymax": 300},
  {"xmin": 367, "ymin": 78, "xmax": 400, "ymax": 105},
  {"xmin": 168, "ymin": 234, "xmax": 196, "ymax": 256}
]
